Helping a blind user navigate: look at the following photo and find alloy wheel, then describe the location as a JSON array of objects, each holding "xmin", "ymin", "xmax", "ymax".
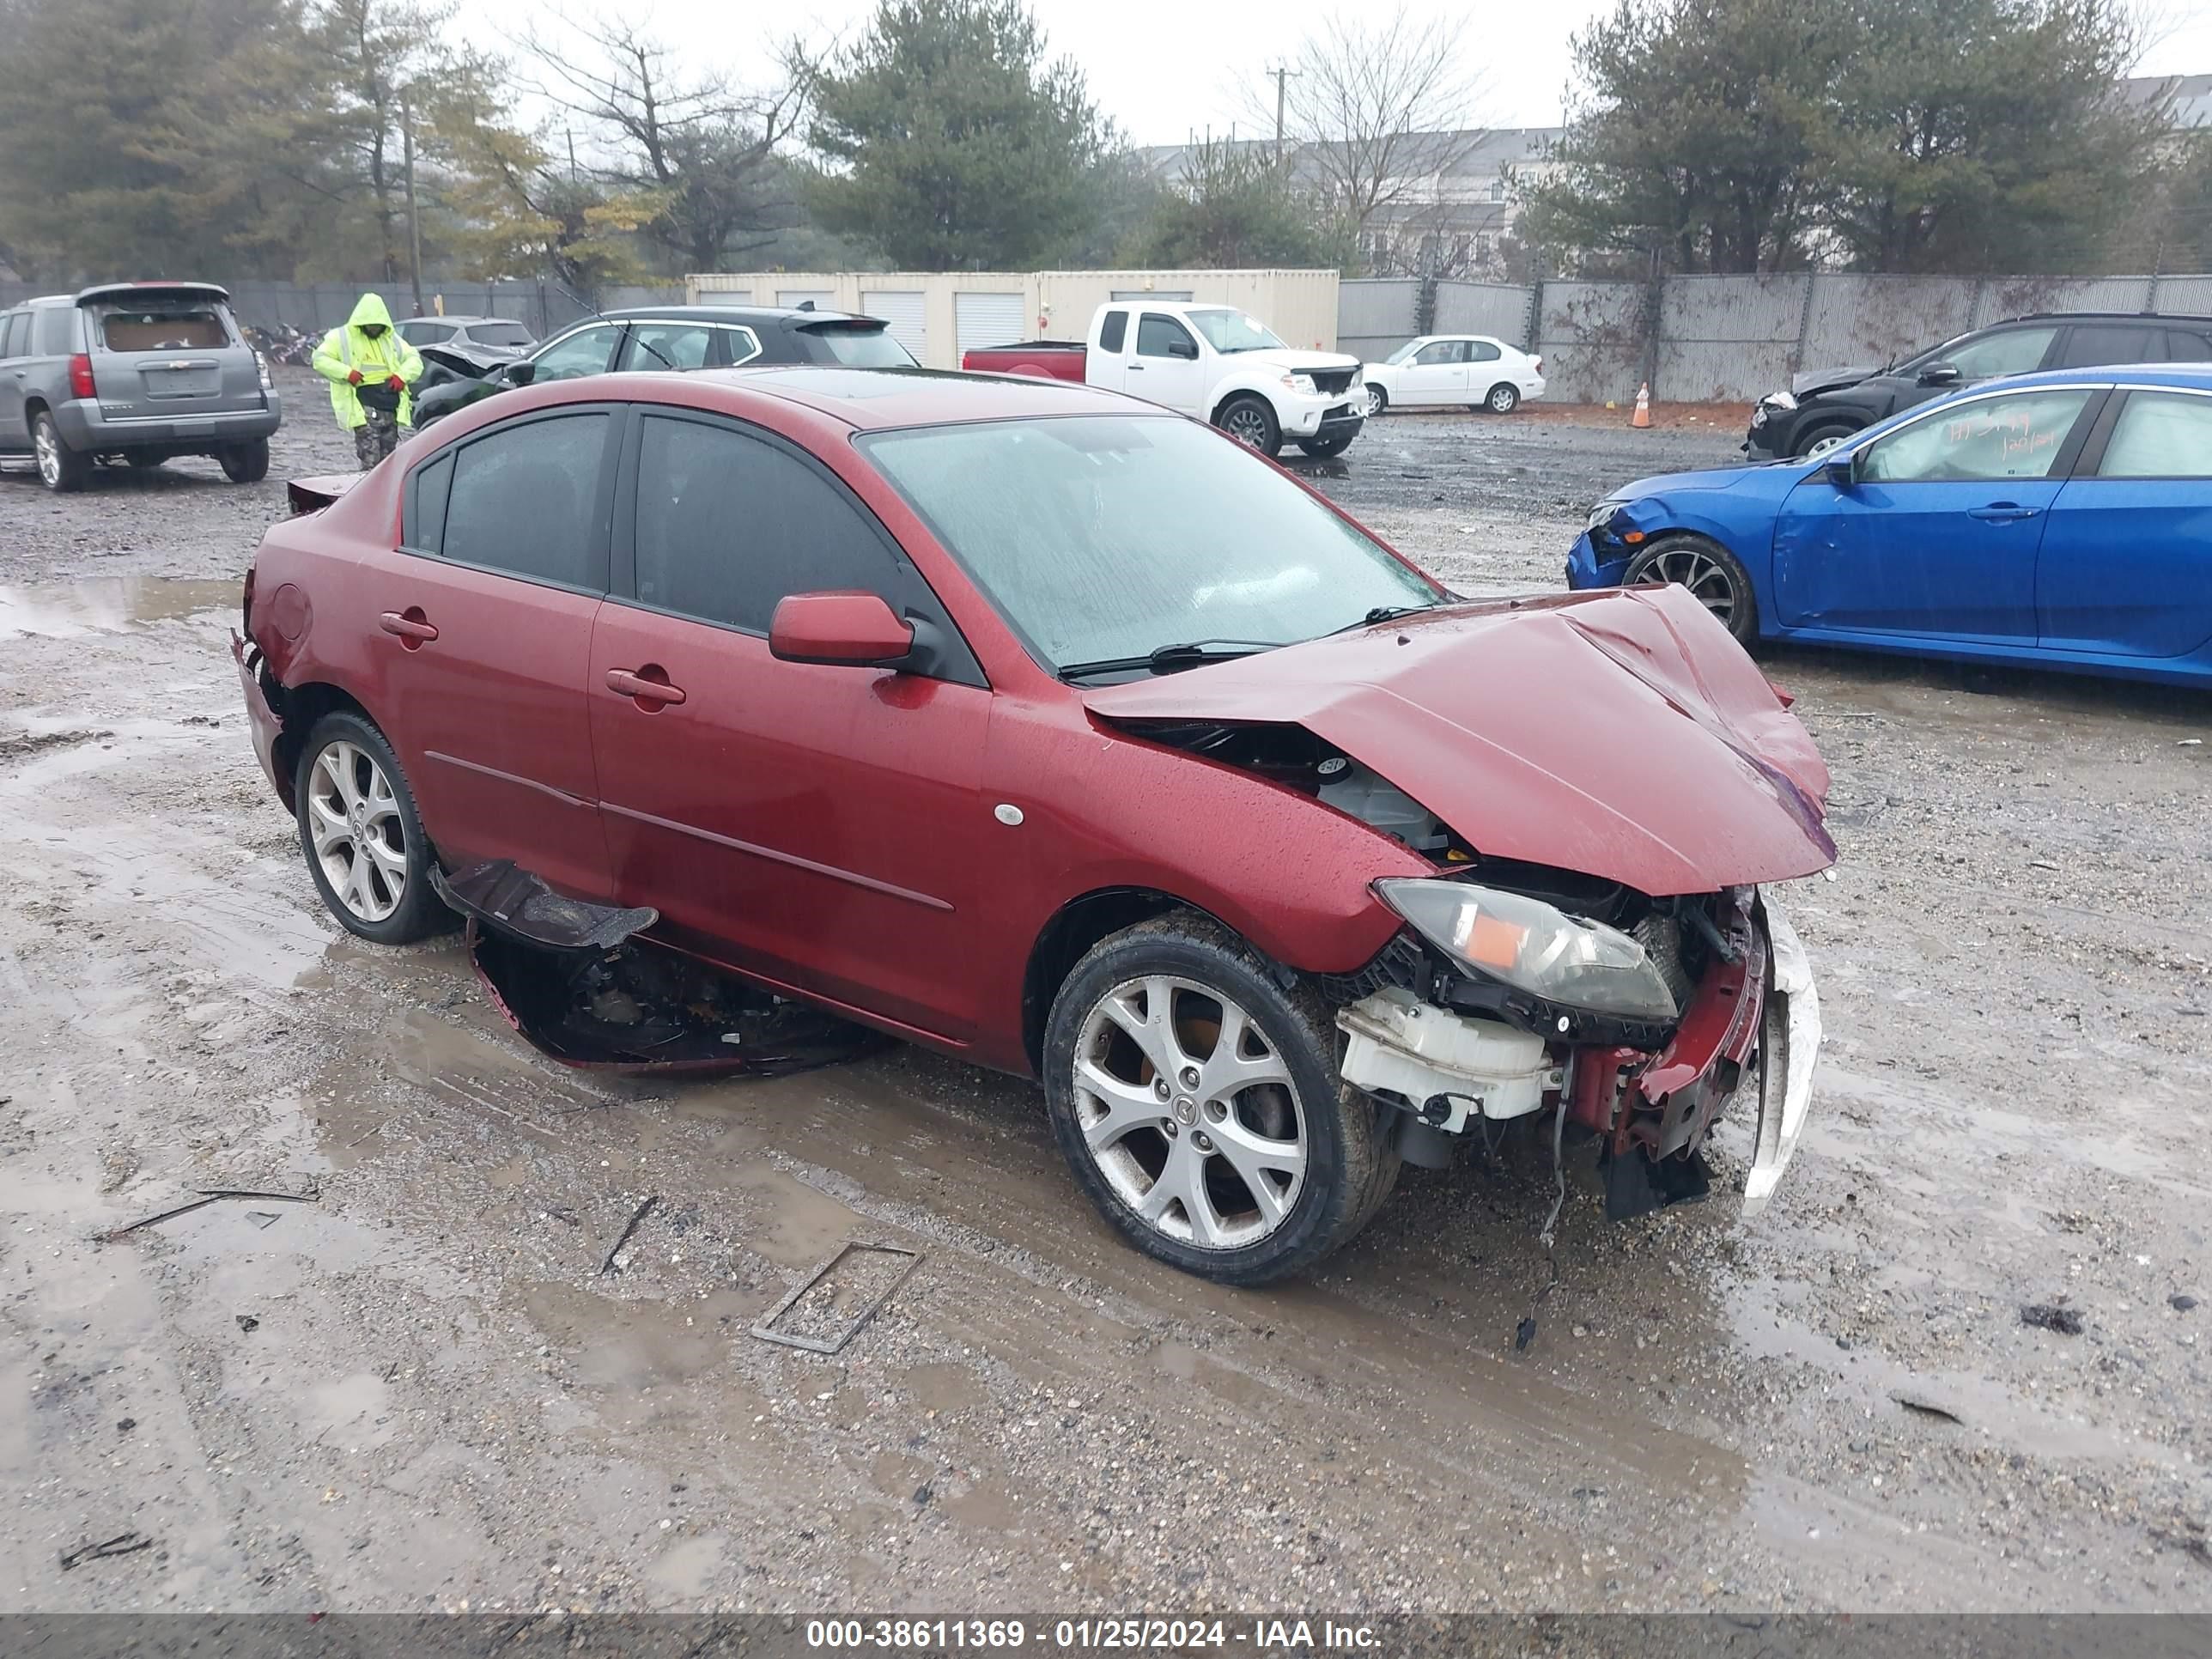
[
  {"xmin": 306, "ymin": 740, "xmax": 409, "ymax": 923},
  {"xmin": 34, "ymin": 422, "xmax": 60, "ymax": 487},
  {"xmin": 1363, "ymin": 385, "xmax": 1385, "ymax": 416},
  {"xmin": 1071, "ymin": 975, "xmax": 1308, "ymax": 1249},
  {"xmin": 1222, "ymin": 405, "xmax": 1272, "ymax": 447},
  {"xmin": 1639, "ymin": 545, "xmax": 1740, "ymax": 629},
  {"xmin": 1802, "ymin": 433, "xmax": 1847, "ymax": 459},
  {"xmin": 1488, "ymin": 385, "xmax": 1518, "ymax": 413}
]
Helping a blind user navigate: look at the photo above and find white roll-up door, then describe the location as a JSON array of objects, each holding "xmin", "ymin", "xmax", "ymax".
[
  {"xmin": 954, "ymin": 291, "xmax": 1027, "ymax": 356},
  {"xmin": 776, "ymin": 289, "xmax": 835, "ymax": 312},
  {"xmin": 860, "ymin": 290, "xmax": 927, "ymax": 358}
]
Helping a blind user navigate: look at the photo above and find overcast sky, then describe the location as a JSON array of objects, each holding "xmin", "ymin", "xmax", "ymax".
[{"xmin": 470, "ymin": 0, "xmax": 2212, "ymax": 148}]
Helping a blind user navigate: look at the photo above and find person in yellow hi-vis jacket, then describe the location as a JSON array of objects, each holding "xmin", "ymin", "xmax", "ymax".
[{"xmin": 312, "ymin": 293, "xmax": 422, "ymax": 468}]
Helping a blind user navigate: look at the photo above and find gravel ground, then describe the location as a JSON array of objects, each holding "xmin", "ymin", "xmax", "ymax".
[{"xmin": 3, "ymin": 374, "xmax": 2209, "ymax": 1615}]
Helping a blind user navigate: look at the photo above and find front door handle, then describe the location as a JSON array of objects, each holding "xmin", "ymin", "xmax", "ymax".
[
  {"xmin": 1968, "ymin": 503, "xmax": 2040, "ymax": 522},
  {"xmin": 605, "ymin": 665, "xmax": 686, "ymax": 708},
  {"xmin": 378, "ymin": 609, "xmax": 438, "ymax": 645}
]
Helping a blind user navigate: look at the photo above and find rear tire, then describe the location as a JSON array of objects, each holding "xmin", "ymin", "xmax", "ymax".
[
  {"xmin": 32, "ymin": 410, "xmax": 88, "ymax": 493},
  {"xmin": 1485, "ymin": 382, "xmax": 1522, "ymax": 414},
  {"xmin": 219, "ymin": 438, "xmax": 271, "ymax": 483},
  {"xmin": 1042, "ymin": 911, "xmax": 1392, "ymax": 1285},
  {"xmin": 1363, "ymin": 382, "xmax": 1389, "ymax": 416},
  {"xmin": 1214, "ymin": 394, "xmax": 1282, "ymax": 458},
  {"xmin": 1624, "ymin": 532, "xmax": 1759, "ymax": 645},
  {"xmin": 292, "ymin": 712, "xmax": 447, "ymax": 945}
]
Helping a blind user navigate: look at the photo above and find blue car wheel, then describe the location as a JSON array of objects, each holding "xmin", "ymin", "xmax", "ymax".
[{"xmin": 1624, "ymin": 533, "xmax": 1759, "ymax": 645}]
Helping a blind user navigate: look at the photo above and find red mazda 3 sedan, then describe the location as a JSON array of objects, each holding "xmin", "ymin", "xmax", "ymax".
[{"xmin": 234, "ymin": 366, "xmax": 1833, "ymax": 1284}]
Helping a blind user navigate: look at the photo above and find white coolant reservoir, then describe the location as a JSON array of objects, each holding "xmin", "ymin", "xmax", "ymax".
[{"xmin": 1336, "ymin": 988, "xmax": 1560, "ymax": 1128}]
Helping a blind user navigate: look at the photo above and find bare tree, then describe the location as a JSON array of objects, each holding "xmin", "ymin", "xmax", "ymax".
[
  {"xmin": 1242, "ymin": 6, "xmax": 1490, "ymax": 268},
  {"xmin": 524, "ymin": 15, "xmax": 810, "ymax": 276}
]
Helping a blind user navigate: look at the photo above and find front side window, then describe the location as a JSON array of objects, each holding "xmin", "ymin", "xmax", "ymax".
[
  {"xmin": 441, "ymin": 412, "xmax": 610, "ymax": 588},
  {"xmin": 1413, "ymin": 341, "xmax": 1463, "ymax": 366},
  {"xmin": 1136, "ymin": 314, "xmax": 1197, "ymax": 359},
  {"xmin": 624, "ymin": 323, "xmax": 714, "ymax": 371},
  {"xmin": 1928, "ymin": 326, "xmax": 2057, "ymax": 380},
  {"xmin": 861, "ymin": 415, "xmax": 1441, "ymax": 673},
  {"xmin": 1182, "ymin": 308, "xmax": 1285, "ymax": 354},
  {"xmin": 1860, "ymin": 389, "xmax": 2094, "ymax": 483},
  {"xmin": 2098, "ymin": 392, "xmax": 2212, "ymax": 479},
  {"xmin": 529, "ymin": 325, "xmax": 621, "ymax": 383},
  {"xmin": 632, "ymin": 415, "xmax": 902, "ymax": 632}
]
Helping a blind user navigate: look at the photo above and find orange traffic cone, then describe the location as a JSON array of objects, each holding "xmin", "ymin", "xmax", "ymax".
[{"xmin": 1632, "ymin": 382, "xmax": 1652, "ymax": 428}]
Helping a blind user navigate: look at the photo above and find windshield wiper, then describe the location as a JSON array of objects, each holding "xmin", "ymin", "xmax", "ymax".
[
  {"xmin": 1330, "ymin": 602, "xmax": 1437, "ymax": 635},
  {"xmin": 1058, "ymin": 638, "xmax": 1284, "ymax": 681}
]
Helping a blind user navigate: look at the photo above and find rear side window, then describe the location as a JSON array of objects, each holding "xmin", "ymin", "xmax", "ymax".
[
  {"xmin": 2098, "ymin": 392, "xmax": 2212, "ymax": 478},
  {"xmin": 1470, "ymin": 340, "xmax": 1502, "ymax": 362},
  {"xmin": 471, "ymin": 321, "xmax": 533, "ymax": 349},
  {"xmin": 401, "ymin": 320, "xmax": 456, "ymax": 344},
  {"xmin": 2162, "ymin": 330, "xmax": 2212, "ymax": 362},
  {"xmin": 0, "ymin": 313, "xmax": 25, "ymax": 358},
  {"xmin": 632, "ymin": 414, "xmax": 902, "ymax": 631},
  {"xmin": 1098, "ymin": 309, "xmax": 1128, "ymax": 353},
  {"xmin": 441, "ymin": 412, "xmax": 611, "ymax": 589},
  {"xmin": 98, "ymin": 307, "xmax": 230, "ymax": 350},
  {"xmin": 34, "ymin": 307, "xmax": 74, "ymax": 356}
]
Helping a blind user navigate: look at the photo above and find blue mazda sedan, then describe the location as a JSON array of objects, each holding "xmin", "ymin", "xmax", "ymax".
[{"xmin": 1566, "ymin": 366, "xmax": 2212, "ymax": 687}]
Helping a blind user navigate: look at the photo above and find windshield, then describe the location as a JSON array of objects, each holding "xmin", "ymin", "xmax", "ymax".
[
  {"xmin": 1184, "ymin": 308, "xmax": 1285, "ymax": 354},
  {"xmin": 812, "ymin": 325, "xmax": 916, "ymax": 368},
  {"xmin": 860, "ymin": 415, "xmax": 1440, "ymax": 673},
  {"xmin": 1384, "ymin": 340, "xmax": 1425, "ymax": 365}
]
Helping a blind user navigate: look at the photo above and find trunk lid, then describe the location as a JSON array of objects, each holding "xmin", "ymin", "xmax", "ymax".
[
  {"xmin": 77, "ymin": 283, "xmax": 264, "ymax": 418},
  {"xmin": 1080, "ymin": 583, "xmax": 1833, "ymax": 896}
]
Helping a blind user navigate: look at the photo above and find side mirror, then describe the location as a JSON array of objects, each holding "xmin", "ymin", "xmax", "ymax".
[
  {"xmin": 1170, "ymin": 338, "xmax": 1199, "ymax": 360},
  {"xmin": 1820, "ymin": 457, "xmax": 1856, "ymax": 489},
  {"xmin": 505, "ymin": 359, "xmax": 536, "ymax": 386},
  {"xmin": 1917, "ymin": 362, "xmax": 1960, "ymax": 387},
  {"xmin": 769, "ymin": 591, "xmax": 915, "ymax": 668}
]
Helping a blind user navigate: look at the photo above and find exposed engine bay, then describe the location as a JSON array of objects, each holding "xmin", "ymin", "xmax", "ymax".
[{"xmin": 1127, "ymin": 720, "xmax": 1821, "ymax": 1220}]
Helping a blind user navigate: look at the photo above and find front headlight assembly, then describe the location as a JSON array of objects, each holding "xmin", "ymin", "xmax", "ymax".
[
  {"xmin": 1282, "ymin": 373, "xmax": 1318, "ymax": 396},
  {"xmin": 1585, "ymin": 500, "xmax": 1626, "ymax": 533},
  {"xmin": 1760, "ymin": 390, "xmax": 1798, "ymax": 411},
  {"xmin": 1374, "ymin": 878, "xmax": 1680, "ymax": 1023}
]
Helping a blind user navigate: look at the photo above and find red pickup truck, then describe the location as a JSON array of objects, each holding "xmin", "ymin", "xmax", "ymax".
[{"xmin": 960, "ymin": 339, "xmax": 1087, "ymax": 380}]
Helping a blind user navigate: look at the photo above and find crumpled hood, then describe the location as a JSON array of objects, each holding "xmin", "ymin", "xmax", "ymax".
[
  {"xmin": 1082, "ymin": 583, "xmax": 1834, "ymax": 896},
  {"xmin": 1788, "ymin": 362, "xmax": 1880, "ymax": 397},
  {"xmin": 1248, "ymin": 348, "xmax": 1361, "ymax": 378}
]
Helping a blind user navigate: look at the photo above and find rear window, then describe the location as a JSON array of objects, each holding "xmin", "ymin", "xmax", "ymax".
[
  {"xmin": 471, "ymin": 321, "xmax": 532, "ymax": 349},
  {"xmin": 807, "ymin": 325, "xmax": 915, "ymax": 368},
  {"xmin": 97, "ymin": 306, "xmax": 231, "ymax": 352}
]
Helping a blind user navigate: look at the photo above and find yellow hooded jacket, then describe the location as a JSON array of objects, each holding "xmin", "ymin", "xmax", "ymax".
[{"xmin": 312, "ymin": 293, "xmax": 423, "ymax": 429}]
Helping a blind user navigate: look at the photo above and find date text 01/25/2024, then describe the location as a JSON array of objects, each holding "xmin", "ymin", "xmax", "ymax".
[{"xmin": 805, "ymin": 1620, "xmax": 1380, "ymax": 1650}]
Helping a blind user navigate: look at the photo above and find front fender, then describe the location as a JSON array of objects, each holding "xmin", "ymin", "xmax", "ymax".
[{"xmin": 1604, "ymin": 495, "xmax": 1773, "ymax": 600}]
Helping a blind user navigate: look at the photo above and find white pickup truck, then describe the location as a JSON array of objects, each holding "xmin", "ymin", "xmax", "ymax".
[{"xmin": 961, "ymin": 301, "xmax": 1368, "ymax": 459}]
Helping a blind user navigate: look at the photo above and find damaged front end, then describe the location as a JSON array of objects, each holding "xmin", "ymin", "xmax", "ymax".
[{"xmin": 1334, "ymin": 875, "xmax": 1819, "ymax": 1220}]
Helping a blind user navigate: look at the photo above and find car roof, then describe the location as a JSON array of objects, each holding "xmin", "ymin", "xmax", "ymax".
[
  {"xmin": 2009, "ymin": 310, "xmax": 2212, "ymax": 325},
  {"xmin": 592, "ymin": 364, "xmax": 1135, "ymax": 429},
  {"xmin": 1938, "ymin": 364, "xmax": 2212, "ymax": 395},
  {"xmin": 592, "ymin": 304, "xmax": 883, "ymax": 327},
  {"xmin": 406, "ymin": 314, "xmax": 518, "ymax": 326}
]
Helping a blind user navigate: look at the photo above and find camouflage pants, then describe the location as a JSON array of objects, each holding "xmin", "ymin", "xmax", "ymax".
[{"xmin": 353, "ymin": 404, "xmax": 401, "ymax": 469}]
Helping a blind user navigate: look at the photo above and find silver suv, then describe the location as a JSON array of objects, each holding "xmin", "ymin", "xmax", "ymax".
[{"xmin": 0, "ymin": 282, "xmax": 283, "ymax": 492}]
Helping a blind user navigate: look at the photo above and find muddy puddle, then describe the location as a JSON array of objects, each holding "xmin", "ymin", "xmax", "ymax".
[{"xmin": 0, "ymin": 575, "xmax": 238, "ymax": 637}]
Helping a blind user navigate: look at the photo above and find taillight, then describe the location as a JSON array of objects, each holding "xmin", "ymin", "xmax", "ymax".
[
  {"xmin": 67, "ymin": 353, "xmax": 96, "ymax": 399},
  {"xmin": 1532, "ymin": 356, "xmax": 1543, "ymax": 374}
]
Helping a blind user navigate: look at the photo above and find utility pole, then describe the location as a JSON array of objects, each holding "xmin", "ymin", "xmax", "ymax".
[
  {"xmin": 1269, "ymin": 64, "xmax": 1297, "ymax": 166},
  {"xmin": 402, "ymin": 96, "xmax": 424, "ymax": 318}
]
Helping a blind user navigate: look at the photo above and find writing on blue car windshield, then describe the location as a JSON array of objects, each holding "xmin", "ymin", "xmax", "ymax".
[{"xmin": 860, "ymin": 415, "xmax": 1440, "ymax": 678}]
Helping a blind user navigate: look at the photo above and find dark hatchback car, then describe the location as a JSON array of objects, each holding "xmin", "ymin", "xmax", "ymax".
[
  {"xmin": 410, "ymin": 305, "xmax": 917, "ymax": 429},
  {"xmin": 1747, "ymin": 311, "xmax": 2212, "ymax": 459},
  {"xmin": 234, "ymin": 368, "xmax": 1832, "ymax": 1285}
]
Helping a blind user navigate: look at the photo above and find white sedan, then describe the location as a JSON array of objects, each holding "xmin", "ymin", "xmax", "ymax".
[{"xmin": 1361, "ymin": 335, "xmax": 1547, "ymax": 416}]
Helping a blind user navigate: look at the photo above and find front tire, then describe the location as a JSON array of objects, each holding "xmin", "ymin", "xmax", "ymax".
[
  {"xmin": 32, "ymin": 410, "xmax": 88, "ymax": 493},
  {"xmin": 1624, "ymin": 532, "xmax": 1759, "ymax": 645},
  {"xmin": 1794, "ymin": 420, "xmax": 1858, "ymax": 459},
  {"xmin": 1295, "ymin": 434, "xmax": 1352, "ymax": 459},
  {"xmin": 1042, "ymin": 913, "xmax": 1397, "ymax": 1285},
  {"xmin": 293, "ymin": 712, "xmax": 447, "ymax": 945},
  {"xmin": 219, "ymin": 438, "xmax": 270, "ymax": 483},
  {"xmin": 1214, "ymin": 394, "xmax": 1282, "ymax": 458},
  {"xmin": 1484, "ymin": 382, "xmax": 1522, "ymax": 414}
]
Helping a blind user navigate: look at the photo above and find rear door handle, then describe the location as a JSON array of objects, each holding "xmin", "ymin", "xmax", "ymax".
[
  {"xmin": 378, "ymin": 610, "xmax": 438, "ymax": 643},
  {"xmin": 605, "ymin": 666, "xmax": 686, "ymax": 708},
  {"xmin": 1968, "ymin": 503, "xmax": 2039, "ymax": 522}
]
